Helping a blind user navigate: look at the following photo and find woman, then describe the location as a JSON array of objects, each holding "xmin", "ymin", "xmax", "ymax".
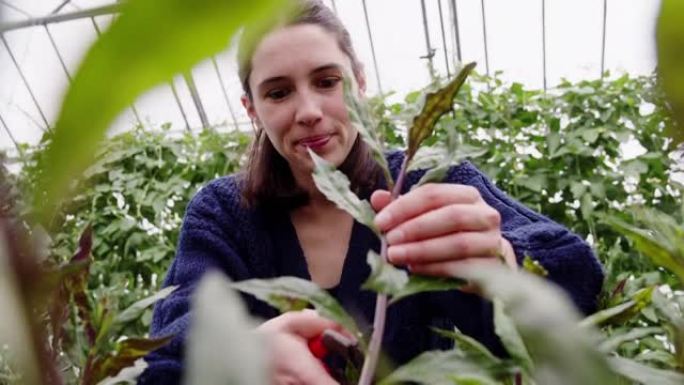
[{"xmin": 139, "ymin": 1, "xmax": 603, "ymax": 384}]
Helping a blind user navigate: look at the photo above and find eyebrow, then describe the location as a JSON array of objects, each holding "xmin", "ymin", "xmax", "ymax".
[{"xmin": 257, "ymin": 63, "xmax": 344, "ymax": 90}]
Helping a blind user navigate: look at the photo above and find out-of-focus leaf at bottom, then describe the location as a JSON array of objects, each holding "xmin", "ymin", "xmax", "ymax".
[
  {"xmin": 608, "ymin": 356, "xmax": 684, "ymax": 385},
  {"xmin": 456, "ymin": 265, "xmax": 621, "ymax": 385},
  {"xmin": 184, "ymin": 272, "xmax": 267, "ymax": 385}
]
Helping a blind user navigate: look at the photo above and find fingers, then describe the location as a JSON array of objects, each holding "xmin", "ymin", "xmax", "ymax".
[
  {"xmin": 408, "ymin": 255, "xmax": 502, "ymax": 278},
  {"xmin": 268, "ymin": 332, "xmax": 340, "ymax": 385},
  {"xmin": 370, "ymin": 190, "xmax": 391, "ymax": 212},
  {"xmin": 297, "ymin": 356, "xmax": 340, "ymax": 385},
  {"xmin": 385, "ymin": 204, "xmax": 501, "ymax": 245},
  {"xmin": 374, "ymin": 184, "xmax": 481, "ymax": 232},
  {"xmin": 283, "ymin": 309, "xmax": 343, "ymax": 340},
  {"xmin": 387, "ymin": 231, "xmax": 502, "ymax": 265}
]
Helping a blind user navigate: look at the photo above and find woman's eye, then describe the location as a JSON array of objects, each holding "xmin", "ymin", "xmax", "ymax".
[
  {"xmin": 317, "ymin": 76, "xmax": 341, "ymax": 89},
  {"xmin": 266, "ymin": 88, "xmax": 290, "ymax": 100}
]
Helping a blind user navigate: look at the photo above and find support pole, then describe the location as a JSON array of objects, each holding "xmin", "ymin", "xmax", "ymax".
[
  {"xmin": 542, "ymin": 0, "xmax": 547, "ymax": 91},
  {"xmin": 480, "ymin": 0, "xmax": 490, "ymax": 76},
  {"xmin": 600, "ymin": 0, "xmax": 607, "ymax": 78}
]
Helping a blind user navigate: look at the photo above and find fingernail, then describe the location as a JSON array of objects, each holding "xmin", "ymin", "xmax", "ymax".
[
  {"xmin": 388, "ymin": 246, "xmax": 406, "ymax": 263},
  {"xmin": 386, "ymin": 229, "xmax": 404, "ymax": 244},
  {"xmin": 375, "ymin": 211, "xmax": 392, "ymax": 229}
]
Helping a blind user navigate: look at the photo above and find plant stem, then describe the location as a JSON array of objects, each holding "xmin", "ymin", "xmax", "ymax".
[{"xmin": 357, "ymin": 155, "xmax": 409, "ymax": 385}]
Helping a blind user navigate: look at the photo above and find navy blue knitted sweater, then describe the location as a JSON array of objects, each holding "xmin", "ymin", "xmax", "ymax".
[{"xmin": 138, "ymin": 152, "xmax": 604, "ymax": 384}]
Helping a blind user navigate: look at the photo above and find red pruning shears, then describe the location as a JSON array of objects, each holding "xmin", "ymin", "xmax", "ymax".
[{"xmin": 308, "ymin": 329, "xmax": 364, "ymax": 384}]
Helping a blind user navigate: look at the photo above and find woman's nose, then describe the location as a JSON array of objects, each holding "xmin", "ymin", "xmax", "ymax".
[{"xmin": 294, "ymin": 91, "xmax": 323, "ymax": 127}]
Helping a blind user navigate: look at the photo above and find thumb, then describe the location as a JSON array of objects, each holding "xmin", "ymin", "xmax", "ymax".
[
  {"xmin": 284, "ymin": 310, "xmax": 344, "ymax": 340},
  {"xmin": 299, "ymin": 354, "xmax": 340, "ymax": 385},
  {"xmin": 370, "ymin": 190, "xmax": 392, "ymax": 213}
]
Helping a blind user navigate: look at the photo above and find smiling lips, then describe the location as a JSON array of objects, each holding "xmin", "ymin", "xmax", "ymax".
[{"xmin": 298, "ymin": 134, "xmax": 332, "ymax": 150}]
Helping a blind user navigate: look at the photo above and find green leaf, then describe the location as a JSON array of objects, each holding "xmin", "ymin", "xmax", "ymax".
[
  {"xmin": 547, "ymin": 133, "xmax": 561, "ymax": 156},
  {"xmin": 391, "ymin": 275, "xmax": 464, "ymax": 305},
  {"xmin": 362, "ymin": 251, "xmax": 464, "ymax": 305},
  {"xmin": 608, "ymin": 356, "xmax": 684, "ymax": 385},
  {"xmin": 410, "ymin": 128, "xmax": 486, "ymax": 189},
  {"xmin": 580, "ymin": 193, "xmax": 594, "ymax": 219},
  {"xmin": 603, "ymin": 212, "xmax": 684, "ymax": 283},
  {"xmin": 621, "ymin": 159, "xmax": 648, "ymax": 177},
  {"xmin": 309, "ymin": 150, "xmax": 379, "ymax": 234},
  {"xmin": 657, "ymin": 0, "xmax": 684, "ymax": 142},
  {"xmin": 231, "ymin": 276, "xmax": 361, "ymax": 338},
  {"xmin": 114, "ymin": 285, "xmax": 177, "ymax": 325},
  {"xmin": 493, "ymin": 300, "xmax": 533, "ymax": 374},
  {"xmin": 579, "ymin": 287, "xmax": 654, "ymax": 328},
  {"xmin": 570, "ymin": 182, "xmax": 586, "ymax": 200},
  {"xmin": 430, "ymin": 327, "xmax": 500, "ymax": 365},
  {"xmin": 343, "ymin": 78, "xmax": 393, "ymax": 188},
  {"xmin": 407, "ymin": 147, "xmax": 448, "ymax": 172},
  {"xmin": 91, "ymin": 336, "xmax": 173, "ymax": 384},
  {"xmin": 406, "ymin": 62, "xmax": 476, "ymax": 161},
  {"xmin": 33, "ymin": 0, "xmax": 288, "ymax": 223},
  {"xmin": 185, "ymin": 272, "xmax": 268, "ymax": 385},
  {"xmin": 598, "ymin": 327, "xmax": 663, "ymax": 353},
  {"xmin": 362, "ymin": 251, "xmax": 409, "ymax": 295},
  {"xmin": 96, "ymin": 358, "xmax": 147, "ymax": 385},
  {"xmin": 521, "ymin": 256, "xmax": 548, "ymax": 277},
  {"xmin": 378, "ymin": 350, "xmax": 508, "ymax": 385},
  {"xmin": 519, "ymin": 175, "xmax": 547, "ymax": 193},
  {"xmin": 456, "ymin": 265, "xmax": 621, "ymax": 385},
  {"xmin": 0, "ymin": 223, "xmax": 43, "ymax": 385},
  {"xmin": 580, "ymin": 128, "xmax": 601, "ymax": 144}
]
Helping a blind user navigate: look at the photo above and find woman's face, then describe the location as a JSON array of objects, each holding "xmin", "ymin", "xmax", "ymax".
[{"xmin": 242, "ymin": 23, "xmax": 362, "ymax": 180}]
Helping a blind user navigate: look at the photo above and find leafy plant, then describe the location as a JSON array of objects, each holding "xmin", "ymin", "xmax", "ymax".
[
  {"xmin": 0, "ymin": 184, "xmax": 174, "ymax": 385},
  {"xmin": 18, "ymin": 127, "xmax": 250, "ymax": 340}
]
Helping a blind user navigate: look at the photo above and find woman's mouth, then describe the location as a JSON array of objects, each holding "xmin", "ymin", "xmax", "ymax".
[{"xmin": 298, "ymin": 134, "xmax": 332, "ymax": 150}]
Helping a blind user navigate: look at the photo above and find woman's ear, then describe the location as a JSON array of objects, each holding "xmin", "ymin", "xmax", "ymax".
[
  {"xmin": 355, "ymin": 69, "xmax": 367, "ymax": 96},
  {"xmin": 241, "ymin": 94, "xmax": 257, "ymax": 121}
]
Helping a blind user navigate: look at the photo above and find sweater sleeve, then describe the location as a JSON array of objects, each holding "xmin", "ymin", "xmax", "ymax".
[
  {"xmin": 137, "ymin": 178, "xmax": 253, "ymax": 385},
  {"xmin": 457, "ymin": 162, "xmax": 605, "ymax": 315}
]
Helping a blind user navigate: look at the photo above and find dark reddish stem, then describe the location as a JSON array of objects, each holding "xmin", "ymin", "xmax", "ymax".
[{"xmin": 357, "ymin": 155, "xmax": 409, "ymax": 385}]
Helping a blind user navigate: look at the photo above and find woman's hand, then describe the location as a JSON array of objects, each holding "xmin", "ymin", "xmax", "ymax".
[
  {"xmin": 370, "ymin": 184, "xmax": 517, "ymax": 277},
  {"xmin": 257, "ymin": 309, "xmax": 350, "ymax": 385}
]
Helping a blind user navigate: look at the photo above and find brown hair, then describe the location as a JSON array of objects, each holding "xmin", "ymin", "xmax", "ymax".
[{"xmin": 238, "ymin": 0, "xmax": 381, "ymax": 209}]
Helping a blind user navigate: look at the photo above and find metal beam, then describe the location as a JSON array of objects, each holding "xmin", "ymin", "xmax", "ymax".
[
  {"xmin": 542, "ymin": 0, "xmax": 547, "ymax": 90},
  {"xmin": 0, "ymin": 0, "xmax": 32, "ymax": 18},
  {"xmin": 419, "ymin": 0, "xmax": 435, "ymax": 73},
  {"xmin": 51, "ymin": 0, "xmax": 72, "ymax": 15},
  {"xmin": 480, "ymin": 0, "xmax": 490, "ymax": 76},
  {"xmin": 437, "ymin": 0, "xmax": 451, "ymax": 77},
  {"xmin": 211, "ymin": 56, "xmax": 240, "ymax": 131},
  {"xmin": 183, "ymin": 71, "xmax": 210, "ymax": 130},
  {"xmin": 169, "ymin": 81, "xmax": 190, "ymax": 131},
  {"xmin": 0, "ymin": 3, "xmax": 121, "ymax": 33},
  {"xmin": 45, "ymin": 25, "xmax": 72, "ymax": 82},
  {"xmin": 0, "ymin": 110, "xmax": 20, "ymax": 152},
  {"xmin": 1, "ymin": 34, "xmax": 49, "ymax": 131},
  {"xmin": 450, "ymin": 0, "xmax": 462, "ymax": 62},
  {"xmin": 361, "ymin": 0, "xmax": 383, "ymax": 95}
]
